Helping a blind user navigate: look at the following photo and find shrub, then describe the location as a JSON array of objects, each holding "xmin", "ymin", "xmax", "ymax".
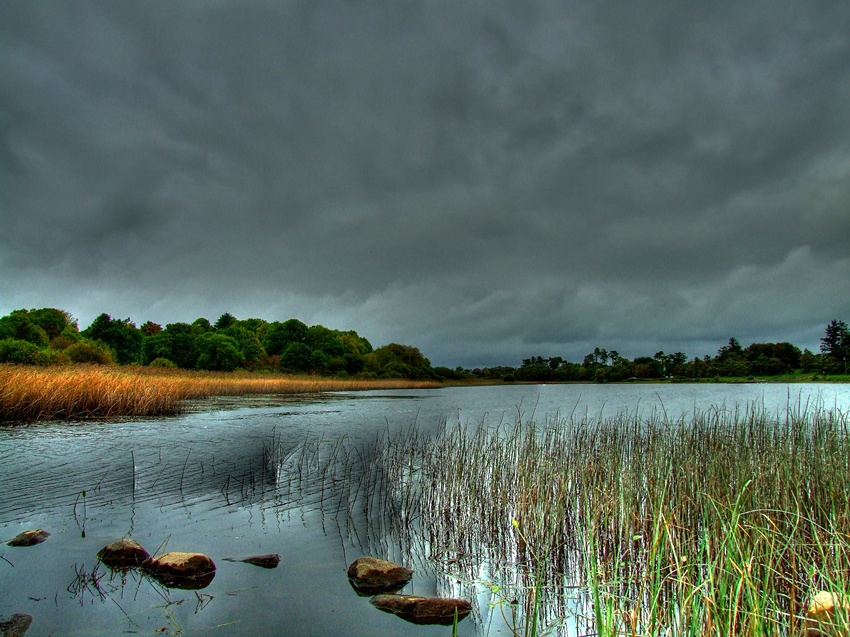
[
  {"xmin": 149, "ymin": 357, "xmax": 177, "ymax": 368},
  {"xmin": 0, "ymin": 339, "xmax": 45, "ymax": 364},
  {"xmin": 66, "ymin": 340, "xmax": 115, "ymax": 365}
]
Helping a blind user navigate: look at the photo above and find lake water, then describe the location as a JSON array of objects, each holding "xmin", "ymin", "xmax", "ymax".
[{"xmin": 1, "ymin": 383, "xmax": 849, "ymax": 636}]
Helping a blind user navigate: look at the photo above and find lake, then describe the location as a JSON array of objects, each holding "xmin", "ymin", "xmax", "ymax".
[{"xmin": 1, "ymin": 382, "xmax": 849, "ymax": 636}]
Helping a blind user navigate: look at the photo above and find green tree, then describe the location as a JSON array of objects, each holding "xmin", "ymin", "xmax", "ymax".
[
  {"xmin": 214, "ymin": 312, "xmax": 237, "ymax": 330},
  {"xmin": 144, "ymin": 323, "xmax": 199, "ymax": 369},
  {"xmin": 28, "ymin": 308, "xmax": 75, "ymax": 339},
  {"xmin": 365, "ymin": 343, "xmax": 434, "ymax": 379},
  {"xmin": 821, "ymin": 319, "xmax": 849, "ymax": 373},
  {"xmin": 280, "ymin": 342, "xmax": 324, "ymax": 373},
  {"xmin": 195, "ymin": 333, "xmax": 243, "ymax": 371},
  {"xmin": 263, "ymin": 319, "xmax": 308, "ymax": 356},
  {"xmin": 0, "ymin": 310, "xmax": 49, "ymax": 347},
  {"xmin": 82, "ymin": 313, "xmax": 143, "ymax": 364},
  {"xmin": 140, "ymin": 321, "xmax": 163, "ymax": 336},
  {"xmin": 220, "ymin": 325, "xmax": 266, "ymax": 367}
]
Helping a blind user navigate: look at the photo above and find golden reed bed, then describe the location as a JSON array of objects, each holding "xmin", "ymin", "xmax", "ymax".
[{"xmin": 0, "ymin": 364, "xmax": 440, "ymax": 423}]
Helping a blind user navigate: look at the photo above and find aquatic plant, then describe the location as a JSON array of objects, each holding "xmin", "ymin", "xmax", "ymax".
[{"xmin": 282, "ymin": 402, "xmax": 850, "ymax": 636}]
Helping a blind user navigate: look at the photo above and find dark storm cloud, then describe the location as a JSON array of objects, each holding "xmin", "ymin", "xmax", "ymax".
[{"xmin": 2, "ymin": 0, "xmax": 849, "ymax": 366}]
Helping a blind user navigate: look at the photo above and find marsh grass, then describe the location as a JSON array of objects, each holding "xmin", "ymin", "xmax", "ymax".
[
  {"xmin": 0, "ymin": 364, "xmax": 440, "ymax": 423},
  {"xmin": 286, "ymin": 402, "xmax": 850, "ymax": 636}
]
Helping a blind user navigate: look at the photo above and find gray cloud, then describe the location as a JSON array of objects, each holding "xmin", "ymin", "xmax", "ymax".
[{"xmin": 2, "ymin": 0, "xmax": 849, "ymax": 367}]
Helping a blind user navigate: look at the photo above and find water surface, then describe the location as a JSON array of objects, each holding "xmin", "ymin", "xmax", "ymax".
[{"xmin": 1, "ymin": 383, "xmax": 848, "ymax": 635}]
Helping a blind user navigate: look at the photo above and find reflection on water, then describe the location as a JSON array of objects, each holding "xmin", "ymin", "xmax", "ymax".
[{"xmin": 1, "ymin": 383, "xmax": 848, "ymax": 635}]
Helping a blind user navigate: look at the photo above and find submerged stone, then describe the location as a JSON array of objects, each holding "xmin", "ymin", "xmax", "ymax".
[
  {"xmin": 224, "ymin": 554, "xmax": 281, "ymax": 569},
  {"xmin": 806, "ymin": 591, "xmax": 850, "ymax": 637},
  {"xmin": 6, "ymin": 530, "xmax": 49, "ymax": 547},
  {"xmin": 97, "ymin": 538, "xmax": 151, "ymax": 569},
  {"xmin": 347, "ymin": 557, "xmax": 412, "ymax": 596},
  {"xmin": 370, "ymin": 594, "xmax": 472, "ymax": 625},
  {"xmin": 145, "ymin": 552, "xmax": 216, "ymax": 590},
  {"xmin": 0, "ymin": 613, "xmax": 33, "ymax": 637}
]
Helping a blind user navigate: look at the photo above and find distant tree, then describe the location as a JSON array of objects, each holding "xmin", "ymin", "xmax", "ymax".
[
  {"xmin": 0, "ymin": 310, "xmax": 49, "ymax": 347},
  {"xmin": 192, "ymin": 318, "xmax": 212, "ymax": 333},
  {"xmin": 214, "ymin": 312, "xmax": 237, "ymax": 330},
  {"xmin": 83, "ymin": 313, "xmax": 143, "ymax": 364},
  {"xmin": 280, "ymin": 342, "xmax": 324, "ymax": 374},
  {"xmin": 263, "ymin": 319, "xmax": 308, "ymax": 356},
  {"xmin": 195, "ymin": 333, "xmax": 243, "ymax": 371},
  {"xmin": 145, "ymin": 323, "xmax": 199, "ymax": 369},
  {"xmin": 365, "ymin": 343, "xmax": 434, "ymax": 379},
  {"xmin": 820, "ymin": 320, "xmax": 849, "ymax": 369},
  {"xmin": 220, "ymin": 325, "xmax": 266, "ymax": 367},
  {"xmin": 28, "ymin": 308, "xmax": 74, "ymax": 339},
  {"xmin": 140, "ymin": 321, "xmax": 163, "ymax": 336},
  {"xmin": 717, "ymin": 338, "xmax": 743, "ymax": 359}
]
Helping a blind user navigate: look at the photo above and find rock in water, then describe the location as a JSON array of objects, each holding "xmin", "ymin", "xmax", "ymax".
[
  {"xmin": 97, "ymin": 538, "xmax": 151, "ymax": 569},
  {"xmin": 0, "ymin": 613, "xmax": 33, "ymax": 637},
  {"xmin": 347, "ymin": 557, "xmax": 413, "ymax": 595},
  {"xmin": 370, "ymin": 594, "xmax": 473, "ymax": 625},
  {"xmin": 6, "ymin": 530, "xmax": 49, "ymax": 547},
  {"xmin": 805, "ymin": 591, "xmax": 850, "ymax": 637},
  {"xmin": 224, "ymin": 554, "xmax": 281, "ymax": 569},
  {"xmin": 145, "ymin": 552, "xmax": 216, "ymax": 590}
]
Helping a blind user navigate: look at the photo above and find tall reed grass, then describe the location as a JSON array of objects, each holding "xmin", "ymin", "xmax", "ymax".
[
  {"xmin": 283, "ymin": 402, "xmax": 850, "ymax": 636},
  {"xmin": 0, "ymin": 364, "xmax": 440, "ymax": 423}
]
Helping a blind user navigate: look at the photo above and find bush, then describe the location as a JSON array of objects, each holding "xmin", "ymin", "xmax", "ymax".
[
  {"xmin": 0, "ymin": 339, "xmax": 45, "ymax": 364},
  {"xmin": 149, "ymin": 357, "xmax": 177, "ymax": 368},
  {"xmin": 66, "ymin": 340, "xmax": 115, "ymax": 364}
]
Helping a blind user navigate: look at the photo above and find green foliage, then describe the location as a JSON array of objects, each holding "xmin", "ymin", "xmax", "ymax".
[
  {"xmin": 140, "ymin": 321, "xmax": 162, "ymax": 336},
  {"xmin": 0, "ymin": 338, "xmax": 45, "ymax": 364},
  {"xmin": 280, "ymin": 342, "xmax": 325, "ymax": 373},
  {"xmin": 263, "ymin": 319, "xmax": 308, "ymax": 356},
  {"xmin": 214, "ymin": 312, "xmax": 237, "ymax": 330},
  {"xmin": 220, "ymin": 325, "xmax": 266, "ymax": 367},
  {"xmin": 821, "ymin": 320, "xmax": 850, "ymax": 372},
  {"xmin": 0, "ymin": 310, "xmax": 49, "ymax": 347},
  {"xmin": 28, "ymin": 308, "xmax": 75, "ymax": 339},
  {"xmin": 365, "ymin": 343, "xmax": 435, "ymax": 379},
  {"xmin": 195, "ymin": 333, "xmax": 243, "ymax": 371},
  {"xmin": 148, "ymin": 357, "xmax": 177, "ymax": 368},
  {"xmin": 66, "ymin": 340, "xmax": 114, "ymax": 364},
  {"xmin": 83, "ymin": 313, "xmax": 143, "ymax": 364}
]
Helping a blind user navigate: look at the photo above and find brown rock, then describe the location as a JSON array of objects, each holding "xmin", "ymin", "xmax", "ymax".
[
  {"xmin": 224, "ymin": 554, "xmax": 280, "ymax": 569},
  {"xmin": 145, "ymin": 552, "xmax": 216, "ymax": 590},
  {"xmin": 6, "ymin": 530, "xmax": 49, "ymax": 547},
  {"xmin": 805, "ymin": 591, "xmax": 850, "ymax": 637},
  {"xmin": 347, "ymin": 557, "xmax": 413, "ymax": 596},
  {"xmin": 370, "ymin": 594, "xmax": 473, "ymax": 625},
  {"xmin": 0, "ymin": 613, "xmax": 33, "ymax": 637},
  {"xmin": 97, "ymin": 538, "xmax": 151, "ymax": 569}
]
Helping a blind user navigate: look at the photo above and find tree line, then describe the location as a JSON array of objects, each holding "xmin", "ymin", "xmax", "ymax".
[
  {"xmin": 1, "ymin": 308, "xmax": 847, "ymax": 382},
  {"xmin": 445, "ymin": 320, "xmax": 849, "ymax": 382},
  {"xmin": 0, "ymin": 308, "xmax": 437, "ymax": 379}
]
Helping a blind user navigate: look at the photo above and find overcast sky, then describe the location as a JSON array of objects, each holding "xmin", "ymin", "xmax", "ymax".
[{"xmin": 2, "ymin": 1, "xmax": 849, "ymax": 367}]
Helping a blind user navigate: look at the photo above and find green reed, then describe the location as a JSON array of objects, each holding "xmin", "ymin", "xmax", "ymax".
[{"xmin": 282, "ymin": 402, "xmax": 850, "ymax": 636}]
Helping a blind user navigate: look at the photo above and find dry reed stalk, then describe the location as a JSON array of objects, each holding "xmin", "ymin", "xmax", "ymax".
[{"xmin": 0, "ymin": 364, "xmax": 440, "ymax": 423}]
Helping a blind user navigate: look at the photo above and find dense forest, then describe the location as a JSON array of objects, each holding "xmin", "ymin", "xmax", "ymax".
[
  {"xmin": 0, "ymin": 308, "xmax": 847, "ymax": 382},
  {"xmin": 0, "ymin": 308, "xmax": 436, "ymax": 379}
]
